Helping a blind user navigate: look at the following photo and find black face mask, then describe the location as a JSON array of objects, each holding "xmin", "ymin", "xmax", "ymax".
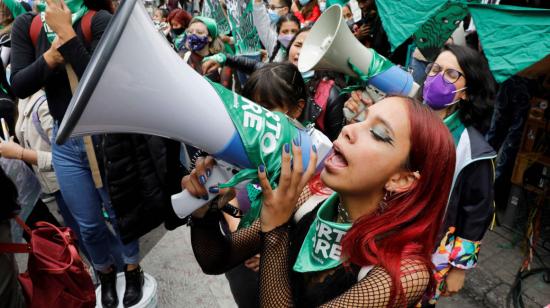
[{"xmin": 172, "ymin": 28, "xmax": 185, "ymax": 35}]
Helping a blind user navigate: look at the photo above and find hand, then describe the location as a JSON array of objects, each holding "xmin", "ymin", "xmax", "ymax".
[
  {"xmin": 343, "ymin": 90, "xmax": 373, "ymax": 123},
  {"xmin": 257, "ymin": 141, "xmax": 317, "ymax": 232},
  {"xmin": 180, "ymin": 156, "xmax": 235, "ymax": 217},
  {"xmin": 202, "ymin": 60, "xmax": 221, "ymax": 74},
  {"xmin": 442, "ymin": 268, "xmax": 466, "ymax": 297},
  {"xmin": 0, "ymin": 137, "xmax": 24, "ymax": 160},
  {"xmin": 355, "ymin": 24, "xmax": 371, "ymax": 41},
  {"xmin": 291, "ymin": 1, "xmax": 299, "ymax": 13},
  {"xmin": 220, "ymin": 34, "xmax": 232, "ymax": 44},
  {"xmin": 44, "ymin": 0, "xmax": 76, "ymax": 43},
  {"xmin": 260, "ymin": 49, "xmax": 268, "ymax": 62},
  {"xmin": 43, "ymin": 37, "xmax": 65, "ymax": 68},
  {"xmin": 244, "ymin": 254, "xmax": 260, "ymax": 272}
]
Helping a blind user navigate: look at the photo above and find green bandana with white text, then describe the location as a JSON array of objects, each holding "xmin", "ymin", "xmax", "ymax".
[
  {"xmin": 36, "ymin": 0, "xmax": 88, "ymax": 43},
  {"xmin": 208, "ymin": 81, "xmax": 302, "ymax": 229},
  {"xmin": 293, "ymin": 193, "xmax": 352, "ymax": 273}
]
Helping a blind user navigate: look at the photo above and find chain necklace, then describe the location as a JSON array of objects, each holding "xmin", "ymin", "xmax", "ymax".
[{"xmin": 337, "ymin": 200, "xmax": 351, "ymax": 223}]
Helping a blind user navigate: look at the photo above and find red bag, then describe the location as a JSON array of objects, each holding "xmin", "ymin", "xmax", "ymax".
[{"xmin": 0, "ymin": 216, "xmax": 96, "ymax": 308}]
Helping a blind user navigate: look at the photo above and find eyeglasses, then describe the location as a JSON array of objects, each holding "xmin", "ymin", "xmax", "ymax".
[
  {"xmin": 425, "ymin": 63, "xmax": 464, "ymax": 84},
  {"xmin": 266, "ymin": 4, "xmax": 286, "ymax": 10}
]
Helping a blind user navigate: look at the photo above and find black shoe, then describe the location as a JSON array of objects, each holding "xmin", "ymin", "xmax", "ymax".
[
  {"xmin": 97, "ymin": 266, "xmax": 118, "ymax": 308},
  {"xmin": 123, "ymin": 265, "xmax": 144, "ymax": 307}
]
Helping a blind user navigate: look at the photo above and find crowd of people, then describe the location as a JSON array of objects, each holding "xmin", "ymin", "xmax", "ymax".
[{"xmin": 0, "ymin": 0, "xmax": 547, "ymax": 307}]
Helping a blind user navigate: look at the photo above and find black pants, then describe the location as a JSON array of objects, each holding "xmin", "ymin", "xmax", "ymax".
[{"xmin": 225, "ymin": 263, "xmax": 260, "ymax": 308}]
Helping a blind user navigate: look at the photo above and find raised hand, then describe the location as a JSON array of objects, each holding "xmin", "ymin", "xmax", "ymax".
[{"xmin": 257, "ymin": 140, "xmax": 317, "ymax": 232}]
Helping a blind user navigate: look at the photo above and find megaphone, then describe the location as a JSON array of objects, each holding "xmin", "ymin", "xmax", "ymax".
[
  {"xmin": 298, "ymin": 5, "xmax": 419, "ymax": 97},
  {"xmin": 56, "ymin": 0, "xmax": 332, "ymax": 218}
]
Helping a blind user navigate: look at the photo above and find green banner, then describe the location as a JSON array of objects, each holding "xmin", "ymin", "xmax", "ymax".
[
  {"xmin": 469, "ymin": 4, "xmax": 550, "ymax": 83},
  {"xmin": 202, "ymin": 0, "xmax": 231, "ymax": 35},
  {"xmin": 225, "ymin": 0, "xmax": 262, "ymax": 55}
]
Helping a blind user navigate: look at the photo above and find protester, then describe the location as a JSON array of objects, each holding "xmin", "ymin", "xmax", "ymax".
[
  {"xmin": 10, "ymin": 1, "xmax": 143, "ymax": 307},
  {"xmin": 291, "ymin": 0, "xmax": 321, "ymax": 26},
  {"xmin": 186, "ymin": 96, "xmax": 456, "ymax": 306},
  {"xmin": 153, "ymin": 7, "xmax": 170, "ymax": 36},
  {"xmin": 252, "ymin": 0, "xmax": 299, "ymax": 62},
  {"xmin": 0, "ymin": 90, "xmax": 90, "ymax": 254},
  {"xmin": 184, "ymin": 16, "xmax": 225, "ymax": 82},
  {"xmin": 221, "ymin": 62, "xmax": 309, "ymax": 307},
  {"xmin": 0, "ymin": 167, "xmax": 25, "ymax": 308},
  {"xmin": 421, "ymin": 45, "xmax": 496, "ymax": 305},
  {"xmin": 167, "ymin": 8, "xmax": 191, "ymax": 55},
  {"xmin": 253, "ymin": 0, "xmax": 300, "ymax": 62}
]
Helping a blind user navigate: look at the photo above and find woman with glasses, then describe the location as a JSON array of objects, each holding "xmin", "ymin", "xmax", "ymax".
[{"xmin": 422, "ymin": 44, "xmax": 496, "ymax": 305}]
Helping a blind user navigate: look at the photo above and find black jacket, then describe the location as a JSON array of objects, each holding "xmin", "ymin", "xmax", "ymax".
[
  {"xmin": 10, "ymin": 11, "xmax": 111, "ymax": 122},
  {"xmin": 100, "ymin": 134, "xmax": 188, "ymax": 243}
]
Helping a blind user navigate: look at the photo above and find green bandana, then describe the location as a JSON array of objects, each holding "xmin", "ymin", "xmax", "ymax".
[
  {"xmin": 4, "ymin": 0, "xmax": 28, "ymax": 19},
  {"xmin": 36, "ymin": 0, "xmax": 88, "ymax": 43},
  {"xmin": 208, "ymin": 81, "xmax": 302, "ymax": 228},
  {"xmin": 193, "ymin": 16, "xmax": 218, "ymax": 39},
  {"xmin": 443, "ymin": 111, "xmax": 465, "ymax": 147},
  {"xmin": 293, "ymin": 193, "xmax": 352, "ymax": 273}
]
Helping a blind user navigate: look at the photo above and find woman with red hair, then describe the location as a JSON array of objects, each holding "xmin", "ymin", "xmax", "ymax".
[
  {"xmin": 166, "ymin": 8, "xmax": 191, "ymax": 54},
  {"xmin": 185, "ymin": 96, "xmax": 456, "ymax": 307}
]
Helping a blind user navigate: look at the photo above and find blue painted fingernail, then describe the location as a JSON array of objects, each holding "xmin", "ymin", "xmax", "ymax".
[
  {"xmin": 312, "ymin": 144, "xmax": 317, "ymax": 153},
  {"xmin": 293, "ymin": 137, "xmax": 301, "ymax": 146},
  {"xmin": 208, "ymin": 186, "xmax": 219, "ymax": 194},
  {"xmin": 258, "ymin": 164, "xmax": 265, "ymax": 173},
  {"xmin": 206, "ymin": 169, "xmax": 212, "ymax": 177},
  {"xmin": 199, "ymin": 175, "xmax": 207, "ymax": 185},
  {"xmin": 202, "ymin": 195, "xmax": 209, "ymax": 200},
  {"xmin": 284, "ymin": 143, "xmax": 290, "ymax": 153}
]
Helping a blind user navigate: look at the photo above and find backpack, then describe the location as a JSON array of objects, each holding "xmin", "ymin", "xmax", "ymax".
[
  {"xmin": 29, "ymin": 11, "xmax": 97, "ymax": 48},
  {"xmin": 29, "ymin": 94, "xmax": 50, "ymax": 145},
  {"xmin": 0, "ymin": 216, "xmax": 96, "ymax": 308}
]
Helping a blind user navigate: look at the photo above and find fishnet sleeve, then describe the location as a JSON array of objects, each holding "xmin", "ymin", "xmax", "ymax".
[
  {"xmin": 320, "ymin": 260, "xmax": 431, "ymax": 307},
  {"xmin": 190, "ymin": 209, "xmax": 262, "ymax": 275},
  {"xmin": 259, "ymin": 224, "xmax": 294, "ymax": 307}
]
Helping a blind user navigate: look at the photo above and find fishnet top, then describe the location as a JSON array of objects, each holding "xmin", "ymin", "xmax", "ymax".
[{"xmin": 191, "ymin": 205, "xmax": 431, "ymax": 307}]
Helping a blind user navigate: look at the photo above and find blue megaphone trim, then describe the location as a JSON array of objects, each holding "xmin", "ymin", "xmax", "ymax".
[
  {"xmin": 214, "ymin": 132, "xmax": 253, "ymax": 168},
  {"xmin": 369, "ymin": 66, "xmax": 414, "ymax": 96}
]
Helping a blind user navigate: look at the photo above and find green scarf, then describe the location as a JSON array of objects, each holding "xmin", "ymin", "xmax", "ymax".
[
  {"xmin": 208, "ymin": 81, "xmax": 302, "ymax": 229},
  {"xmin": 443, "ymin": 111, "xmax": 465, "ymax": 147},
  {"xmin": 36, "ymin": 0, "xmax": 88, "ymax": 43},
  {"xmin": 3, "ymin": 0, "xmax": 27, "ymax": 19},
  {"xmin": 293, "ymin": 193, "xmax": 352, "ymax": 273}
]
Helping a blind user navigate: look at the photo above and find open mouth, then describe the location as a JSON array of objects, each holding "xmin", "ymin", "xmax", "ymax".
[{"xmin": 325, "ymin": 143, "xmax": 348, "ymax": 170}]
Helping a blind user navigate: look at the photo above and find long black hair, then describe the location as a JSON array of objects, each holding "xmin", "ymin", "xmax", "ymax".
[
  {"xmin": 443, "ymin": 44, "xmax": 496, "ymax": 133},
  {"xmin": 269, "ymin": 14, "xmax": 300, "ymax": 63},
  {"xmin": 242, "ymin": 62, "xmax": 307, "ymax": 119}
]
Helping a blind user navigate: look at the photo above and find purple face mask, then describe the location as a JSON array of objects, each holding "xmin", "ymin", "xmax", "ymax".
[
  {"xmin": 423, "ymin": 73, "xmax": 466, "ymax": 110},
  {"xmin": 187, "ymin": 34, "xmax": 209, "ymax": 52}
]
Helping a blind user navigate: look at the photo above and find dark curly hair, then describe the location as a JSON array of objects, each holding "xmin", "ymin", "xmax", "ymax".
[{"xmin": 442, "ymin": 44, "xmax": 496, "ymax": 133}]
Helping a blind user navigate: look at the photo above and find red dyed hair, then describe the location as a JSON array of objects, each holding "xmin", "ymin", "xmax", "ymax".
[
  {"xmin": 167, "ymin": 8, "xmax": 192, "ymax": 28},
  {"xmin": 341, "ymin": 98, "xmax": 456, "ymax": 306}
]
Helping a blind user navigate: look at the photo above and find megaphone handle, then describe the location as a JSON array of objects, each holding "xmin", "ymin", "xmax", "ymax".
[{"xmin": 171, "ymin": 164, "xmax": 235, "ymax": 218}]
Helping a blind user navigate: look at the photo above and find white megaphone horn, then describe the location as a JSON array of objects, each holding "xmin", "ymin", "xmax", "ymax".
[
  {"xmin": 298, "ymin": 5, "xmax": 419, "ymax": 97},
  {"xmin": 56, "ymin": 0, "xmax": 332, "ymax": 219}
]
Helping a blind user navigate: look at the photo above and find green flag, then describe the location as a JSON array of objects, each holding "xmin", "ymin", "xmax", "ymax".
[
  {"xmin": 201, "ymin": 0, "xmax": 231, "ymax": 35},
  {"xmin": 468, "ymin": 4, "xmax": 550, "ymax": 83},
  {"xmin": 375, "ymin": 0, "xmax": 447, "ymax": 51}
]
